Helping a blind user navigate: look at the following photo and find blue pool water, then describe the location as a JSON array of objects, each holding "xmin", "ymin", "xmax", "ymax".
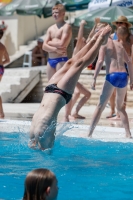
[{"xmin": 0, "ymin": 130, "xmax": 133, "ymax": 200}]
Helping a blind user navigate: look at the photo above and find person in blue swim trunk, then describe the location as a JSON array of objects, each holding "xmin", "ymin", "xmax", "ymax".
[
  {"xmin": 88, "ymin": 26, "xmax": 133, "ymax": 138},
  {"xmin": 42, "ymin": 4, "xmax": 72, "ymax": 80},
  {"xmin": 0, "ymin": 29, "xmax": 10, "ymax": 118},
  {"xmin": 107, "ymin": 16, "xmax": 133, "ymax": 118}
]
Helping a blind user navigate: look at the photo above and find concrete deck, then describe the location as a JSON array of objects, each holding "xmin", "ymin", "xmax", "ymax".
[
  {"xmin": 2, "ymin": 103, "xmax": 133, "ymax": 129},
  {"xmin": 1, "ymin": 103, "xmax": 133, "ymax": 143}
]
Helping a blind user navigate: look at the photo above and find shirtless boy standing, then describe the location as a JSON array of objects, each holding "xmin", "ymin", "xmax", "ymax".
[
  {"xmin": 0, "ymin": 29, "xmax": 10, "ymax": 118},
  {"xmin": 43, "ymin": 4, "xmax": 72, "ymax": 80},
  {"xmin": 88, "ymin": 26, "xmax": 133, "ymax": 138}
]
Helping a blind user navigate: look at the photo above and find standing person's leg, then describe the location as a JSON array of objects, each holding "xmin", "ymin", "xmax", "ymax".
[
  {"xmin": 56, "ymin": 61, "xmax": 67, "ymax": 71},
  {"xmin": 88, "ymin": 81, "xmax": 114, "ymax": 137},
  {"xmin": 116, "ymin": 87, "xmax": 132, "ymax": 138},
  {"xmin": 0, "ymin": 76, "xmax": 4, "ymax": 118},
  {"xmin": 63, "ymin": 83, "xmax": 81, "ymax": 122},
  {"xmin": 47, "ymin": 62, "xmax": 56, "ymax": 81},
  {"xmin": 56, "ymin": 61, "xmax": 70, "ymax": 121},
  {"xmin": 72, "ymin": 82, "xmax": 91, "ymax": 119},
  {"xmin": 123, "ymin": 90, "xmax": 127, "ymax": 110},
  {"xmin": 41, "ymin": 58, "xmax": 45, "ymax": 65},
  {"xmin": 106, "ymin": 89, "xmax": 116, "ymax": 118}
]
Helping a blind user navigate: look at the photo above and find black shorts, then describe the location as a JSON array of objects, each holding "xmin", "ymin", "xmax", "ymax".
[{"xmin": 45, "ymin": 84, "xmax": 72, "ymax": 104}]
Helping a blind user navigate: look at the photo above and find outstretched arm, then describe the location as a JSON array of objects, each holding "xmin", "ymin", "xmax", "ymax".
[
  {"xmin": 86, "ymin": 18, "xmax": 100, "ymax": 43},
  {"xmin": 3, "ymin": 47, "xmax": 10, "ymax": 65},
  {"xmin": 73, "ymin": 20, "xmax": 87, "ymax": 55},
  {"xmin": 48, "ymin": 24, "xmax": 72, "ymax": 48},
  {"xmin": 91, "ymin": 45, "xmax": 105, "ymax": 90}
]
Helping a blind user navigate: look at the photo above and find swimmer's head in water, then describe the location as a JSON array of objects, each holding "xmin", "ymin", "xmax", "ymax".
[
  {"xmin": 23, "ymin": 168, "xmax": 58, "ymax": 200},
  {"xmin": 52, "ymin": 4, "xmax": 65, "ymax": 21},
  {"xmin": 29, "ymin": 122, "xmax": 56, "ymax": 150}
]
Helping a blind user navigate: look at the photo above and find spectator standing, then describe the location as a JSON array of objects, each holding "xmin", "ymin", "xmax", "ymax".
[
  {"xmin": 107, "ymin": 16, "xmax": 133, "ymax": 118},
  {"xmin": 88, "ymin": 26, "xmax": 133, "ymax": 138},
  {"xmin": 42, "ymin": 4, "xmax": 72, "ymax": 80}
]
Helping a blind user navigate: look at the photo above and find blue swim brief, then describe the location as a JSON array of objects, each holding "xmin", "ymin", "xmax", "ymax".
[
  {"xmin": 48, "ymin": 57, "xmax": 68, "ymax": 68},
  {"xmin": 106, "ymin": 72, "xmax": 128, "ymax": 88},
  {"xmin": 0, "ymin": 65, "xmax": 4, "ymax": 75}
]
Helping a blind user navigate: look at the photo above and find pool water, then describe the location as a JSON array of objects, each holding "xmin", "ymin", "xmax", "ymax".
[{"xmin": 0, "ymin": 131, "xmax": 133, "ymax": 200}]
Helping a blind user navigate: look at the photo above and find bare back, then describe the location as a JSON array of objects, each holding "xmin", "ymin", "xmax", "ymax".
[{"xmin": 103, "ymin": 38, "xmax": 128, "ymax": 74}]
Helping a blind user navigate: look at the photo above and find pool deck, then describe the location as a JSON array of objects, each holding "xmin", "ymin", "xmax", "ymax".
[
  {"xmin": 1, "ymin": 103, "xmax": 133, "ymax": 143},
  {"xmin": 2, "ymin": 103, "xmax": 133, "ymax": 127}
]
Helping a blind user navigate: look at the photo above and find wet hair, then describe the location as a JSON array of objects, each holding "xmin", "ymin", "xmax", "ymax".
[
  {"xmin": 23, "ymin": 168, "xmax": 56, "ymax": 200},
  {"xmin": 52, "ymin": 4, "xmax": 65, "ymax": 12},
  {"xmin": 0, "ymin": 30, "xmax": 4, "ymax": 39}
]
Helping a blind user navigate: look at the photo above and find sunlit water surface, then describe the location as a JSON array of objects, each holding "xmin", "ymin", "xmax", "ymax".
[{"xmin": 0, "ymin": 130, "xmax": 133, "ymax": 200}]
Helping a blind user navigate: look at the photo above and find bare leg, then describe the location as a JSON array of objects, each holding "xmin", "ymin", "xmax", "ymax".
[
  {"xmin": 116, "ymin": 87, "xmax": 132, "ymax": 138},
  {"xmin": 106, "ymin": 89, "xmax": 116, "ymax": 118},
  {"xmin": 0, "ymin": 76, "xmax": 4, "ymax": 118},
  {"xmin": 63, "ymin": 83, "xmax": 80, "ymax": 122},
  {"xmin": 0, "ymin": 96, "xmax": 4, "ymax": 118},
  {"xmin": 41, "ymin": 58, "xmax": 45, "ymax": 65},
  {"xmin": 88, "ymin": 81, "xmax": 114, "ymax": 137},
  {"xmin": 56, "ymin": 61, "xmax": 71, "ymax": 121},
  {"xmin": 72, "ymin": 82, "xmax": 91, "ymax": 118},
  {"xmin": 115, "ymin": 89, "xmax": 127, "ymax": 119},
  {"xmin": 47, "ymin": 62, "xmax": 56, "ymax": 81},
  {"xmin": 56, "ymin": 61, "xmax": 67, "ymax": 71}
]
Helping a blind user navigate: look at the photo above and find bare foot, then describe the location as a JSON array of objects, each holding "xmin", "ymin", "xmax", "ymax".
[
  {"xmin": 88, "ymin": 134, "xmax": 92, "ymax": 138},
  {"xmin": 106, "ymin": 113, "xmax": 116, "ymax": 119},
  {"xmin": 109, "ymin": 116, "xmax": 121, "ymax": 120},
  {"xmin": 0, "ymin": 112, "xmax": 4, "ymax": 119},
  {"xmin": 62, "ymin": 116, "xmax": 70, "ymax": 122},
  {"xmin": 71, "ymin": 114, "xmax": 85, "ymax": 119},
  {"xmin": 126, "ymin": 133, "xmax": 132, "ymax": 138}
]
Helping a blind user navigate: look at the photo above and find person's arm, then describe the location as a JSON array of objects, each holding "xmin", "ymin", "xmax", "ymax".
[
  {"xmin": 48, "ymin": 24, "xmax": 72, "ymax": 48},
  {"xmin": 124, "ymin": 45, "xmax": 133, "ymax": 90},
  {"xmin": 86, "ymin": 18, "xmax": 100, "ymax": 43},
  {"xmin": 3, "ymin": 47, "xmax": 10, "ymax": 65},
  {"xmin": 73, "ymin": 20, "xmax": 86, "ymax": 55},
  {"xmin": 42, "ymin": 28, "xmax": 57, "ymax": 52},
  {"xmin": 91, "ymin": 45, "xmax": 105, "ymax": 90}
]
